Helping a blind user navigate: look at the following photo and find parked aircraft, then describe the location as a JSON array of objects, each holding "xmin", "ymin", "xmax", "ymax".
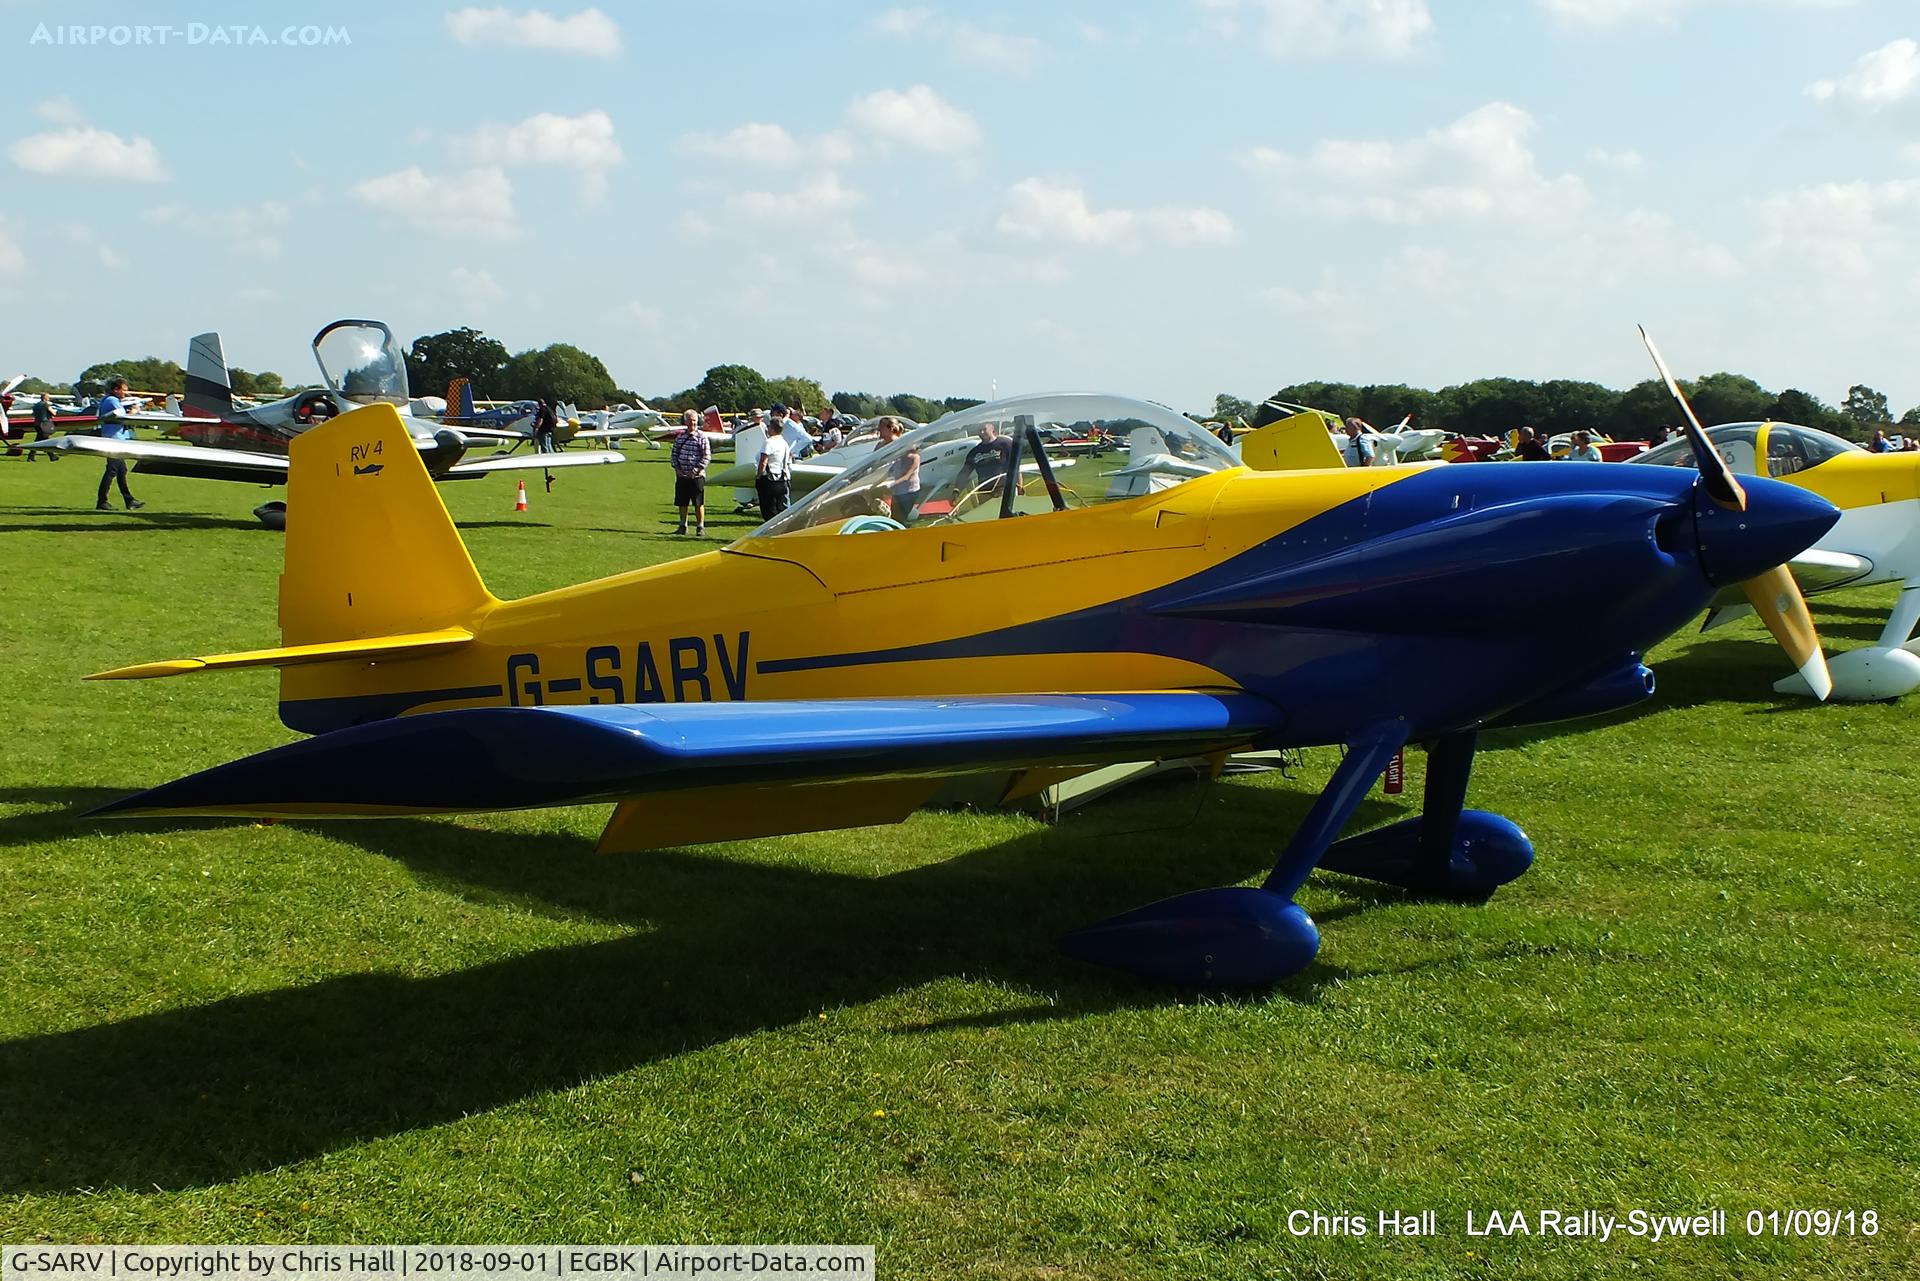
[
  {"xmin": 1633, "ymin": 420, "xmax": 1920, "ymax": 699},
  {"xmin": 24, "ymin": 320, "xmax": 622, "ymax": 520},
  {"xmin": 88, "ymin": 381, "xmax": 1837, "ymax": 987},
  {"xmin": 441, "ymin": 380, "xmax": 645, "ymax": 451}
]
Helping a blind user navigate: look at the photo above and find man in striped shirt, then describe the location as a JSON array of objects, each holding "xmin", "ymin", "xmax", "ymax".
[{"xmin": 671, "ymin": 408, "xmax": 712, "ymax": 536}]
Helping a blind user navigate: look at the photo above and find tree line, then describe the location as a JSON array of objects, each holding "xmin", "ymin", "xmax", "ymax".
[
  {"xmin": 1219, "ymin": 376, "xmax": 1917, "ymax": 443},
  {"xmin": 21, "ymin": 326, "xmax": 1916, "ymax": 442}
]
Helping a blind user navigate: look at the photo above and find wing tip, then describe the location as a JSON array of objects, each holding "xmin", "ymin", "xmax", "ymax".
[{"xmin": 88, "ymin": 659, "xmax": 208, "ymax": 680}]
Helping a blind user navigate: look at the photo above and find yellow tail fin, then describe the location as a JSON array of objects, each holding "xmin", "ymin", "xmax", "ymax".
[
  {"xmin": 280, "ymin": 403, "xmax": 496, "ymax": 644},
  {"xmin": 1240, "ymin": 410, "xmax": 1347, "ymax": 472}
]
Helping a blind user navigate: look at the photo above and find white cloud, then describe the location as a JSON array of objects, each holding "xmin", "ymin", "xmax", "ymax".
[
  {"xmin": 34, "ymin": 96, "xmax": 84, "ymax": 126},
  {"xmin": 460, "ymin": 109, "xmax": 623, "ymax": 199},
  {"xmin": 844, "ymin": 86, "xmax": 983, "ymax": 153},
  {"xmin": 0, "ymin": 221, "xmax": 26, "ymax": 275},
  {"xmin": 351, "ymin": 167, "xmax": 519, "ymax": 239},
  {"xmin": 1752, "ymin": 178, "xmax": 1920, "ymax": 278},
  {"xmin": 1587, "ymin": 147, "xmax": 1648, "ymax": 173},
  {"xmin": 450, "ymin": 266, "xmax": 506, "ymax": 307},
  {"xmin": 1807, "ymin": 38, "xmax": 1920, "ymax": 110},
  {"xmin": 60, "ymin": 223, "xmax": 128, "ymax": 270},
  {"xmin": 1542, "ymin": 0, "xmax": 1856, "ymax": 28},
  {"xmin": 613, "ymin": 300, "xmax": 664, "ymax": 332},
  {"xmin": 678, "ymin": 122, "xmax": 855, "ymax": 170},
  {"xmin": 143, "ymin": 202, "xmax": 290, "ymax": 258},
  {"xmin": 1537, "ymin": 0, "xmax": 1686, "ymax": 21},
  {"xmin": 443, "ymin": 6, "xmax": 621, "ymax": 56},
  {"xmin": 724, "ymin": 173, "xmax": 864, "ymax": 223},
  {"xmin": 996, "ymin": 178, "xmax": 1233, "ymax": 250},
  {"xmin": 997, "ymin": 179, "xmax": 1136, "ymax": 248},
  {"xmin": 874, "ymin": 7, "xmax": 935, "ymax": 36},
  {"xmin": 1245, "ymin": 102, "xmax": 1588, "ymax": 225},
  {"xmin": 841, "ymin": 240, "xmax": 936, "ymax": 290},
  {"xmin": 1144, "ymin": 206, "xmax": 1236, "ymax": 245},
  {"xmin": 872, "ymin": 7, "xmax": 1044, "ymax": 73},
  {"xmin": 1197, "ymin": 0, "xmax": 1435, "ymax": 60},
  {"xmin": 10, "ymin": 126, "xmax": 167, "ymax": 181}
]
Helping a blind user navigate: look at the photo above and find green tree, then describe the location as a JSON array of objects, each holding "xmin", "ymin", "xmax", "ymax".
[
  {"xmin": 14, "ymin": 376, "xmax": 62, "ymax": 395},
  {"xmin": 1212, "ymin": 393, "xmax": 1256, "ymax": 422},
  {"xmin": 500, "ymin": 343, "xmax": 620, "ymax": 409},
  {"xmin": 688, "ymin": 364, "xmax": 773, "ymax": 413},
  {"xmin": 1686, "ymin": 372, "xmax": 1773, "ymax": 427},
  {"xmin": 1355, "ymin": 384, "xmax": 1437, "ymax": 430},
  {"xmin": 227, "ymin": 367, "xmax": 289, "ymax": 398},
  {"xmin": 831, "ymin": 391, "xmax": 888, "ymax": 418},
  {"xmin": 1899, "ymin": 406, "xmax": 1920, "ymax": 427},
  {"xmin": 1262, "ymin": 382, "xmax": 1363, "ymax": 423},
  {"xmin": 1535, "ymin": 379, "xmax": 1621, "ymax": 438},
  {"xmin": 939, "ymin": 396, "xmax": 983, "ymax": 415},
  {"xmin": 1603, "ymin": 379, "xmax": 1679, "ymax": 441},
  {"xmin": 1431, "ymin": 378, "xmax": 1547, "ymax": 438},
  {"xmin": 887, "ymin": 393, "xmax": 940, "ymax": 423},
  {"xmin": 1843, "ymin": 383, "xmax": 1891, "ymax": 426},
  {"xmin": 1766, "ymin": 389, "xmax": 1850, "ymax": 437},
  {"xmin": 406, "ymin": 328, "xmax": 511, "ymax": 399},
  {"xmin": 75, "ymin": 358, "xmax": 186, "ymax": 396},
  {"xmin": 767, "ymin": 375, "xmax": 829, "ymax": 417}
]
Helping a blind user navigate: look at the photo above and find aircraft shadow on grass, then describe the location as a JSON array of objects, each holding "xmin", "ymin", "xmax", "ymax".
[
  {"xmin": 0, "ymin": 509, "xmax": 269, "ymax": 534},
  {"xmin": 0, "ymin": 778, "xmax": 1439, "ymax": 1194},
  {"xmin": 0, "ymin": 508, "xmax": 541, "ymax": 534},
  {"xmin": 1485, "ymin": 629, "xmax": 1854, "ymax": 754}
]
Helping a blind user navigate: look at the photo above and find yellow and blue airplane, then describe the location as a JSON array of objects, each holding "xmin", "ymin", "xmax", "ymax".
[{"xmin": 88, "ymin": 387, "xmax": 1839, "ymax": 986}]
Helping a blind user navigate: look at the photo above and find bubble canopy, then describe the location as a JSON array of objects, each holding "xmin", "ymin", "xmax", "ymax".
[
  {"xmin": 313, "ymin": 319, "xmax": 410, "ymax": 407},
  {"xmin": 754, "ymin": 392, "xmax": 1238, "ymax": 538}
]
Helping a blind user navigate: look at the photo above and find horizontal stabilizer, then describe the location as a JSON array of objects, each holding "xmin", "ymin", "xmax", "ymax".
[
  {"xmin": 444, "ymin": 450, "xmax": 625, "ymax": 476},
  {"xmin": 93, "ymin": 692, "xmax": 1273, "ymax": 821},
  {"xmin": 90, "ymin": 627, "xmax": 474, "ymax": 681}
]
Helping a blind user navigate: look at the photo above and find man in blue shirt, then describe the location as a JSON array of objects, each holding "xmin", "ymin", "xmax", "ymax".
[{"xmin": 95, "ymin": 377, "xmax": 145, "ymax": 510}]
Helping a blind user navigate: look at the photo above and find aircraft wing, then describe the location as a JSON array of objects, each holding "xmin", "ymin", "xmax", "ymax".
[
  {"xmin": 441, "ymin": 449, "xmax": 625, "ymax": 476},
  {"xmin": 25, "ymin": 433, "xmax": 294, "ymax": 479},
  {"xmin": 572, "ymin": 427, "xmax": 638, "ymax": 442},
  {"xmin": 94, "ymin": 691, "xmax": 1277, "ymax": 846},
  {"xmin": 445, "ymin": 425, "xmax": 527, "ymax": 443}
]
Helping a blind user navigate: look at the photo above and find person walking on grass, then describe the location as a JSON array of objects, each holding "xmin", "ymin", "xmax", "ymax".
[
  {"xmin": 29, "ymin": 393, "xmax": 60, "ymax": 461},
  {"xmin": 672, "ymin": 408, "xmax": 712, "ymax": 536},
  {"xmin": 95, "ymin": 378, "xmax": 144, "ymax": 511}
]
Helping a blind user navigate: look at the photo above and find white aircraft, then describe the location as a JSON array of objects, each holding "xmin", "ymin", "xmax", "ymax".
[
  {"xmin": 24, "ymin": 320, "xmax": 623, "ymax": 522},
  {"xmin": 1332, "ymin": 415, "xmax": 1448, "ymax": 463},
  {"xmin": 712, "ymin": 417, "xmax": 822, "ymax": 509},
  {"xmin": 1633, "ymin": 419, "xmax": 1920, "ymax": 700}
]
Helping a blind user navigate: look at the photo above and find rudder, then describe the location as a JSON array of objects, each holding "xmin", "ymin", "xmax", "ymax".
[
  {"xmin": 184, "ymin": 331, "xmax": 234, "ymax": 417},
  {"xmin": 281, "ymin": 404, "xmax": 496, "ymax": 645}
]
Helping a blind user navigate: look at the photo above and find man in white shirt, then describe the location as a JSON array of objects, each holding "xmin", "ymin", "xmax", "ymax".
[
  {"xmin": 1341, "ymin": 417, "xmax": 1375, "ymax": 468},
  {"xmin": 757, "ymin": 404, "xmax": 795, "ymax": 521}
]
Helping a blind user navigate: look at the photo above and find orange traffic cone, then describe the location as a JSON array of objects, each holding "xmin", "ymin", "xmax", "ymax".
[{"xmin": 513, "ymin": 479, "xmax": 529, "ymax": 512}]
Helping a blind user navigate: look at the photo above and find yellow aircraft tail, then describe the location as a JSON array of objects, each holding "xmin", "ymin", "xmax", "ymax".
[
  {"xmin": 1239, "ymin": 410, "xmax": 1347, "ymax": 472},
  {"xmin": 280, "ymin": 403, "xmax": 496, "ymax": 644},
  {"xmin": 91, "ymin": 404, "xmax": 497, "ymax": 682}
]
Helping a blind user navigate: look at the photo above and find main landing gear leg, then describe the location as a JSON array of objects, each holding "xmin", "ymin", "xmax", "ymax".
[
  {"xmin": 1775, "ymin": 581, "xmax": 1920, "ymax": 700},
  {"xmin": 1318, "ymin": 730, "xmax": 1534, "ymax": 901},
  {"xmin": 1058, "ymin": 724, "xmax": 1407, "ymax": 987}
]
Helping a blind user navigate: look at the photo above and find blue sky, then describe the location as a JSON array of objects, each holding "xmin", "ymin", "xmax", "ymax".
[{"xmin": 5, "ymin": 0, "xmax": 1920, "ymax": 413}]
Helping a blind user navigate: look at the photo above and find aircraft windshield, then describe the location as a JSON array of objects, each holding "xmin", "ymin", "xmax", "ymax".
[
  {"xmin": 313, "ymin": 320, "xmax": 410, "ymax": 407},
  {"xmin": 1634, "ymin": 422, "xmax": 1860, "ymax": 476},
  {"xmin": 755, "ymin": 392, "xmax": 1239, "ymax": 538}
]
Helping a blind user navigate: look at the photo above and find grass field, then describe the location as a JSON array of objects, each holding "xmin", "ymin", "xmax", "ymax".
[{"xmin": 1, "ymin": 447, "xmax": 1916, "ymax": 1278}]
